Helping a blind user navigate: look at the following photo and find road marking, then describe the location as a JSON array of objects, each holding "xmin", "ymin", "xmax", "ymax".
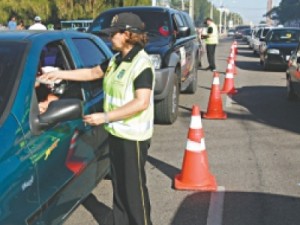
[{"xmin": 207, "ymin": 186, "xmax": 225, "ymax": 225}]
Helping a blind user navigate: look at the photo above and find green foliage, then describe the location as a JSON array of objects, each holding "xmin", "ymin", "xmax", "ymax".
[
  {"xmin": 0, "ymin": 0, "xmax": 150, "ymax": 26},
  {"xmin": 270, "ymin": 0, "xmax": 300, "ymax": 24}
]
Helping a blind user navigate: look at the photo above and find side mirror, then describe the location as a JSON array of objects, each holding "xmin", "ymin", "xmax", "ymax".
[
  {"xmin": 38, "ymin": 99, "xmax": 83, "ymax": 129},
  {"xmin": 177, "ymin": 26, "xmax": 190, "ymax": 38}
]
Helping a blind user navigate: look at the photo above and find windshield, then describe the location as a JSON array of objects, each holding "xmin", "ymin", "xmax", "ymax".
[
  {"xmin": 0, "ymin": 41, "xmax": 27, "ymax": 121},
  {"xmin": 267, "ymin": 29, "xmax": 300, "ymax": 43},
  {"xmin": 90, "ymin": 11, "xmax": 171, "ymax": 37},
  {"xmin": 61, "ymin": 20, "xmax": 93, "ymax": 30}
]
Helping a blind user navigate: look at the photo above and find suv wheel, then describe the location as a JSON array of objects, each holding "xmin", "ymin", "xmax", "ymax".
[{"xmin": 154, "ymin": 74, "xmax": 179, "ymax": 124}]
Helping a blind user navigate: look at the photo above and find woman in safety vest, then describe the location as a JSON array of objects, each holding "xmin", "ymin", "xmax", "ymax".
[{"xmin": 40, "ymin": 12, "xmax": 154, "ymax": 225}]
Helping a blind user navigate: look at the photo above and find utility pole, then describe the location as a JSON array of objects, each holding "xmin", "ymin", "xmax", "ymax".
[
  {"xmin": 266, "ymin": 0, "xmax": 272, "ymax": 25},
  {"xmin": 189, "ymin": 0, "xmax": 194, "ymax": 21},
  {"xmin": 210, "ymin": 2, "xmax": 214, "ymax": 19}
]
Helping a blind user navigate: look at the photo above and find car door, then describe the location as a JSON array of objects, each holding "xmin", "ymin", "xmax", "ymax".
[
  {"xmin": 0, "ymin": 41, "xmax": 40, "ymax": 225},
  {"xmin": 289, "ymin": 43, "xmax": 300, "ymax": 82},
  {"xmin": 25, "ymin": 37, "xmax": 110, "ymax": 224},
  {"xmin": 173, "ymin": 12, "xmax": 190, "ymax": 81}
]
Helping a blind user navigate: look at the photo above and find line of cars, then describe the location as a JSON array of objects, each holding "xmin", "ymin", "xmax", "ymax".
[
  {"xmin": 238, "ymin": 24, "xmax": 300, "ymax": 101},
  {"xmin": 0, "ymin": 6, "xmax": 200, "ymax": 225}
]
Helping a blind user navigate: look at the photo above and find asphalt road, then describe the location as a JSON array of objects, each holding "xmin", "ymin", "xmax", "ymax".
[{"xmin": 65, "ymin": 37, "xmax": 300, "ymax": 225}]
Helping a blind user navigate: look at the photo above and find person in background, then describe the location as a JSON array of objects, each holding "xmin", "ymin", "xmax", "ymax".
[
  {"xmin": 28, "ymin": 16, "xmax": 47, "ymax": 30},
  {"xmin": 39, "ymin": 12, "xmax": 154, "ymax": 225},
  {"xmin": 201, "ymin": 17, "xmax": 219, "ymax": 71},
  {"xmin": 7, "ymin": 16, "xmax": 17, "ymax": 30},
  {"xmin": 17, "ymin": 20, "xmax": 25, "ymax": 30}
]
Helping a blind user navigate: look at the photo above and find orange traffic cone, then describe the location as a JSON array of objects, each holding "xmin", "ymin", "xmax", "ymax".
[
  {"xmin": 233, "ymin": 40, "xmax": 238, "ymax": 54},
  {"xmin": 230, "ymin": 46, "xmax": 237, "ymax": 61},
  {"xmin": 174, "ymin": 105, "xmax": 217, "ymax": 191},
  {"xmin": 203, "ymin": 72, "xmax": 227, "ymax": 119},
  {"xmin": 227, "ymin": 55, "xmax": 237, "ymax": 75},
  {"xmin": 221, "ymin": 63, "xmax": 238, "ymax": 95}
]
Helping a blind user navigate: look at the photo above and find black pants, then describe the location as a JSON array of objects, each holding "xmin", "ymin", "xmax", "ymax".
[
  {"xmin": 206, "ymin": 44, "xmax": 217, "ymax": 70},
  {"xmin": 109, "ymin": 134, "xmax": 152, "ymax": 225}
]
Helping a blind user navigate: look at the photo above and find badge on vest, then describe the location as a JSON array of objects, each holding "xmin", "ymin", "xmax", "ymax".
[{"xmin": 117, "ymin": 69, "xmax": 126, "ymax": 79}]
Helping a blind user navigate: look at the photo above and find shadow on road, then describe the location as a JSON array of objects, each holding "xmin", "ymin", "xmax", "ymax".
[
  {"xmin": 170, "ymin": 191, "xmax": 300, "ymax": 225},
  {"xmin": 230, "ymin": 85, "xmax": 300, "ymax": 134}
]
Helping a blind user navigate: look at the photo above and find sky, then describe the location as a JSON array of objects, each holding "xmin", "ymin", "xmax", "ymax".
[{"xmin": 213, "ymin": 0, "xmax": 281, "ymax": 25}]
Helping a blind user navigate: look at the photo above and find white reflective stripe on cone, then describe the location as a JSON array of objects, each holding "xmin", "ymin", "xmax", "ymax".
[
  {"xmin": 190, "ymin": 115, "xmax": 202, "ymax": 129},
  {"xmin": 186, "ymin": 138, "xmax": 206, "ymax": 152},
  {"xmin": 213, "ymin": 77, "xmax": 220, "ymax": 85},
  {"xmin": 225, "ymin": 73, "xmax": 234, "ymax": 78}
]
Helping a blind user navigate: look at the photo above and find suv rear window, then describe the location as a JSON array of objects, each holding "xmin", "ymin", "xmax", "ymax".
[
  {"xmin": 0, "ymin": 41, "xmax": 27, "ymax": 121},
  {"xmin": 90, "ymin": 11, "xmax": 171, "ymax": 37}
]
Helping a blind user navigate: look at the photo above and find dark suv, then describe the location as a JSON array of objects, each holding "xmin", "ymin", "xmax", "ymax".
[{"xmin": 88, "ymin": 6, "xmax": 200, "ymax": 124}]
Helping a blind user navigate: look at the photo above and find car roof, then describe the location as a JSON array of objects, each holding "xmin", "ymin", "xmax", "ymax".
[
  {"xmin": 269, "ymin": 27, "xmax": 300, "ymax": 31},
  {"xmin": 98, "ymin": 6, "xmax": 180, "ymax": 15},
  {"xmin": 0, "ymin": 30, "xmax": 94, "ymax": 42}
]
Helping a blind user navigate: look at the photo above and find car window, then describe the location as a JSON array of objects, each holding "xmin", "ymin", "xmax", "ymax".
[
  {"xmin": 268, "ymin": 29, "xmax": 300, "ymax": 43},
  {"xmin": 72, "ymin": 38, "xmax": 108, "ymax": 67},
  {"xmin": 89, "ymin": 11, "xmax": 171, "ymax": 37},
  {"xmin": 0, "ymin": 41, "xmax": 27, "ymax": 122},
  {"xmin": 35, "ymin": 41, "xmax": 82, "ymax": 114},
  {"xmin": 180, "ymin": 12, "xmax": 196, "ymax": 35},
  {"xmin": 72, "ymin": 38, "xmax": 107, "ymax": 113}
]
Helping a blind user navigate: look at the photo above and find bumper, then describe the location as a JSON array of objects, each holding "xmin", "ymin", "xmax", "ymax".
[
  {"xmin": 265, "ymin": 54, "xmax": 290, "ymax": 68},
  {"xmin": 154, "ymin": 67, "xmax": 176, "ymax": 101}
]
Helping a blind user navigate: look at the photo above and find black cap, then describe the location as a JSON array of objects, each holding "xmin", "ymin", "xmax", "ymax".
[{"xmin": 100, "ymin": 12, "xmax": 145, "ymax": 35}]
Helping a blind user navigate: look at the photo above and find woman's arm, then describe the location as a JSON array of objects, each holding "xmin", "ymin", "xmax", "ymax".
[{"xmin": 40, "ymin": 65, "xmax": 104, "ymax": 82}]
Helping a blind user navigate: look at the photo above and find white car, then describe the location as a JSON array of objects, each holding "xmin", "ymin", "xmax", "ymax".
[{"xmin": 253, "ymin": 27, "xmax": 273, "ymax": 55}]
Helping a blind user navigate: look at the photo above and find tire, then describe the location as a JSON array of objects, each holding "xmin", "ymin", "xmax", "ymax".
[
  {"xmin": 287, "ymin": 74, "xmax": 298, "ymax": 101},
  {"xmin": 154, "ymin": 74, "xmax": 179, "ymax": 124},
  {"xmin": 185, "ymin": 61, "xmax": 198, "ymax": 94}
]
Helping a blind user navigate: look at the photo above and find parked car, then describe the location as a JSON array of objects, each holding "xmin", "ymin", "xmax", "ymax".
[
  {"xmin": 234, "ymin": 25, "xmax": 251, "ymax": 39},
  {"xmin": 286, "ymin": 40, "xmax": 300, "ymax": 100},
  {"xmin": 253, "ymin": 26, "xmax": 272, "ymax": 55},
  {"xmin": 0, "ymin": 30, "xmax": 112, "ymax": 225},
  {"xmin": 88, "ymin": 6, "xmax": 200, "ymax": 124},
  {"xmin": 259, "ymin": 27, "xmax": 300, "ymax": 70},
  {"xmin": 227, "ymin": 29, "xmax": 235, "ymax": 37}
]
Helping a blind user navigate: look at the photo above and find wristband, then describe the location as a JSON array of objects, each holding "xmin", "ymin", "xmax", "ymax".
[{"xmin": 103, "ymin": 112, "xmax": 109, "ymax": 124}]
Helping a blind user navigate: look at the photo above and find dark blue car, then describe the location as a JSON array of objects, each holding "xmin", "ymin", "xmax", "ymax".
[
  {"xmin": 259, "ymin": 27, "xmax": 300, "ymax": 71},
  {"xmin": 0, "ymin": 30, "xmax": 112, "ymax": 224}
]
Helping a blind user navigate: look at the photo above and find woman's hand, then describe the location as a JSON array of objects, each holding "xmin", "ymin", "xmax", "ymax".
[
  {"xmin": 83, "ymin": 113, "xmax": 107, "ymax": 126},
  {"xmin": 39, "ymin": 71, "xmax": 62, "ymax": 82}
]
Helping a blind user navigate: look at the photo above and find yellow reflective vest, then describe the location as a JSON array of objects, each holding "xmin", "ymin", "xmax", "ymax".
[
  {"xmin": 103, "ymin": 49, "xmax": 155, "ymax": 141},
  {"xmin": 205, "ymin": 22, "xmax": 219, "ymax": 45}
]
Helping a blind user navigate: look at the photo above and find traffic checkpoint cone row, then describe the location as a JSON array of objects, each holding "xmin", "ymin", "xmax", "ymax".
[
  {"xmin": 221, "ymin": 63, "xmax": 238, "ymax": 95},
  {"xmin": 174, "ymin": 105, "xmax": 217, "ymax": 191},
  {"xmin": 203, "ymin": 72, "xmax": 227, "ymax": 119}
]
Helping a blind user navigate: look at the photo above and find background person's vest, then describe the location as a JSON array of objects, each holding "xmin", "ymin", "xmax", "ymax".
[
  {"xmin": 103, "ymin": 50, "xmax": 155, "ymax": 141},
  {"xmin": 205, "ymin": 22, "xmax": 219, "ymax": 45}
]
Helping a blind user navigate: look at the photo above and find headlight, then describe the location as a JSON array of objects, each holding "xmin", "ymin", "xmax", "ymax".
[
  {"xmin": 267, "ymin": 49, "xmax": 280, "ymax": 54},
  {"xmin": 148, "ymin": 54, "xmax": 162, "ymax": 69}
]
